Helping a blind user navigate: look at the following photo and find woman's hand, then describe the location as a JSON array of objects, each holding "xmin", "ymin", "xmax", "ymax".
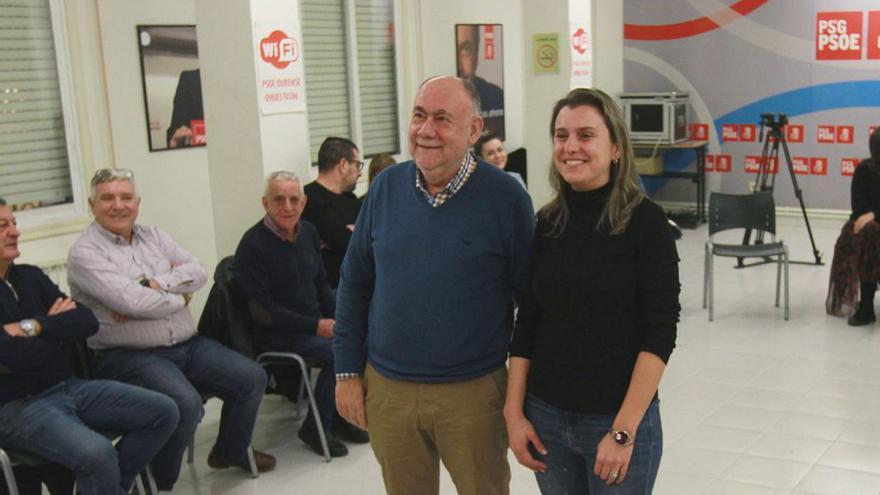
[
  {"xmin": 854, "ymin": 211, "xmax": 875, "ymax": 234},
  {"xmin": 594, "ymin": 433, "xmax": 634, "ymax": 485},
  {"xmin": 505, "ymin": 413, "xmax": 548, "ymax": 473}
]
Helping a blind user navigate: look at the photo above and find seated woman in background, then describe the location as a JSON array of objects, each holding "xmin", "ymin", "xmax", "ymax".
[
  {"xmin": 475, "ymin": 132, "xmax": 527, "ymax": 190},
  {"xmin": 504, "ymin": 88, "xmax": 680, "ymax": 494},
  {"xmin": 361, "ymin": 153, "xmax": 396, "ymax": 203},
  {"xmin": 827, "ymin": 127, "xmax": 880, "ymax": 325}
]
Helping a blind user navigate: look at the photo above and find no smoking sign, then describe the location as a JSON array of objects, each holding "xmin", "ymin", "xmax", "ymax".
[{"xmin": 533, "ymin": 33, "xmax": 559, "ymax": 74}]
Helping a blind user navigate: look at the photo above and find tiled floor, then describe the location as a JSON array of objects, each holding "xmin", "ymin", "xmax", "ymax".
[{"xmin": 175, "ymin": 214, "xmax": 880, "ymax": 494}]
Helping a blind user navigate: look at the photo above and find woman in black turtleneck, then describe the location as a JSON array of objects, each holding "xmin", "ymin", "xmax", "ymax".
[{"xmin": 503, "ymin": 88, "xmax": 681, "ymax": 494}]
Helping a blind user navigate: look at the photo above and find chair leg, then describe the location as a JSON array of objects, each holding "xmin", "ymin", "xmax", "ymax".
[
  {"xmin": 146, "ymin": 466, "xmax": 158, "ymax": 494},
  {"xmin": 187, "ymin": 434, "xmax": 195, "ymax": 464},
  {"xmin": 708, "ymin": 252, "xmax": 714, "ymax": 321},
  {"xmin": 702, "ymin": 244, "xmax": 709, "ymax": 309},
  {"xmin": 246, "ymin": 445, "xmax": 258, "ymax": 479},
  {"xmin": 775, "ymin": 253, "xmax": 782, "ymax": 307},
  {"xmin": 293, "ymin": 370, "xmax": 307, "ymax": 421},
  {"xmin": 134, "ymin": 475, "xmax": 145, "ymax": 495},
  {"xmin": 298, "ymin": 361, "xmax": 331, "ymax": 463},
  {"xmin": 784, "ymin": 248, "xmax": 790, "ymax": 320},
  {"xmin": 0, "ymin": 450, "xmax": 20, "ymax": 495}
]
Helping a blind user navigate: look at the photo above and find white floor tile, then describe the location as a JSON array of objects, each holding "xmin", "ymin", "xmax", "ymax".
[
  {"xmin": 745, "ymin": 432, "xmax": 833, "ymax": 464},
  {"xmin": 817, "ymin": 441, "xmax": 880, "ymax": 474},
  {"xmin": 721, "ymin": 454, "xmax": 812, "ymax": 489},
  {"xmin": 794, "ymin": 465, "xmax": 880, "ymax": 495}
]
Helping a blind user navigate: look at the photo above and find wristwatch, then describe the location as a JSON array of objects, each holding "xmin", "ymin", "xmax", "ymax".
[
  {"xmin": 19, "ymin": 319, "xmax": 37, "ymax": 337},
  {"xmin": 610, "ymin": 429, "xmax": 634, "ymax": 446}
]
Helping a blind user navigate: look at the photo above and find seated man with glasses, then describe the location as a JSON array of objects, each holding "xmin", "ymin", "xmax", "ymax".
[
  {"xmin": 302, "ymin": 137, "xmax": 364, "ymax": 288},
  {"xmin": 1, "ymin": 197, "xmax": 179, "ymax": 495},
  {"xmin": 235, "ymin": 171, "xmax": 368, "ymax": 458},
  {"xmin": 66, "ymin": 169, "xmax": 276, "ymax": 492}
]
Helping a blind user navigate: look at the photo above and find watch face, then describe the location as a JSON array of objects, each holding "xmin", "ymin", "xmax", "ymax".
[{"xmin": 614, "ymin": 430, "xmax": 629, "ymax": 445}]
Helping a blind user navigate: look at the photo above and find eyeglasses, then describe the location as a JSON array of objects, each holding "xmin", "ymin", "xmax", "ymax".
[{"xmin": 350, "ymin": 159, "xmax": 365, "ymax": 171}]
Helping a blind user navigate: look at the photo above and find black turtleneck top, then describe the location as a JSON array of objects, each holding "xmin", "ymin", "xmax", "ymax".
[{"xmin": 510, "ymin": 183, "xmax": 681, "ymax": 414}]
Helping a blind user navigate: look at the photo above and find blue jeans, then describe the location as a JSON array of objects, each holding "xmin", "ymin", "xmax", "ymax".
[
  {"xmin": 525, "ymin": 394, "xmax": 662, "ymax": 495},
  {"xmin": 0, "ymin": 378, "xmax": 178, "ymax": 495},
  {"xmin": 267, "ymin": 333, "xmax": 335, "ymax": 435},
  {"xmin": 93, "ymin": 336, "xmax": 268, "ymax": 490}
]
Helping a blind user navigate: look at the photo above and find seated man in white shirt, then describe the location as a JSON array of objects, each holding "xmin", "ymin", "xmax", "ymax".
[{"xmin": 66, "ymin": 169, "xmax": 275, "ymax": 492}]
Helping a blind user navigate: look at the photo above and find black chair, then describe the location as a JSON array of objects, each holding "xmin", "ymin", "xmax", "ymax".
[
  {"xmin": 197, "ymin": 256, "xmax": 332, "ymax": 462},
  {"xmin": 703, "ymin": 192, "xmax": 789, "ymax": 321}
]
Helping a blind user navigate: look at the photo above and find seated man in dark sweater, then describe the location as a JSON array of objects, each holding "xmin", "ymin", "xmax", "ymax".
[
  {"xmin": 302, "ymin": 137, "xmax": 363, "ymax": 288},
  {"xmin": 0, "ymin": 198, "xmax": 179, "ymax": 495},
  {"xmin": 235, "ymin": 172, "xmax": 368, "ymax": 458}
]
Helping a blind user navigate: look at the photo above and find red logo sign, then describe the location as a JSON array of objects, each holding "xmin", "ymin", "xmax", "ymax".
[
  {"xmin": 484, "ymin": 25, "xmax": 495, "ymax": 60},
  {"xmin": 739, "ymin": 124, "xmax": 756, "ymax": 142},
  {"xmin": 571, "ymin": 28, "xmax": 589, "ymax": 55},
  {"xmin": 722, "ymin": 124, "xmax": 739, "ymax": 142},
  {"xmin": 868, "ymin": 11, "xmax": 880, "ymax": 59},
  {"xmin": 817, "ymin": 125, "xmax": 836, "ymax": 143},
  {"xmin": 837, "ymin": 125, "xmax": 855, "ymax": 144},
  {"xmin": 792, "ymin": 157, "xmax": 810, "ymax": 175},
  {"xmin": 716, "ymin": 155, "xmax": 732, "ymax": 173},
  {"xmin": 705, "ymin": 154, "xmax": 715, "ymax": 172},
  {"xmin": 190, "ymin": 119, "xmax": 206, "ymax": 145},
  {"xmin": 745, "ymin": 156, "xmax": 761, "ymax": 173},
  {"xmin": 260, "ymin": 30, "xmax": 299, "ymax": 69},
  {"xmin": 841, "ymin": 158, "xmax": 860, "ymax": 176},
  {"xmin": 817, "ymin": 12, "xmax": 863, "ymax": 60},
  {"xmin": 786, "ymin": 124, "xmax": 805, "ymax": 143},
  {"xmin": 690, "ymin": 123, "xmax": 709, "ymax": 141},
  {"xmin": 811, "ymin": 157, "xmax": 828, "ymax": 175}
]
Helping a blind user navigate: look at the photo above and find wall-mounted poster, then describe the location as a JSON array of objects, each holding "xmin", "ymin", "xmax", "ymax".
[
  {"xmin": 137, "ymin": 25, "xmax": 205, "ymax": 152},
  {"xmin": 456, "ymin": 24, "xmax": 504, "ymax": 140}
]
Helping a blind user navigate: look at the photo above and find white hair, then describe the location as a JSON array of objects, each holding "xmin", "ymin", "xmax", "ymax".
[{"xmin": 264, "ymin": 170, "xmax": 301, "ymax": 196}]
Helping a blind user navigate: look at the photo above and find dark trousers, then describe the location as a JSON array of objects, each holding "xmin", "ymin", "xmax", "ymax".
[{"xmin": 93, "ymin": 336, "xmax": 268, "ymax": 490}]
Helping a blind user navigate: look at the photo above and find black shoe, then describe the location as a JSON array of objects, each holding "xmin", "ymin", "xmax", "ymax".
[
  {"xmin": 847, "ymin": 310, "xmax": 876, "ymax": 326},
  {"xmin": 333, "ymin": 416, "xmax": 370, "ymax": 444},
  {"xmin": 298, "ymin": 426, "xmax": 348, "ymax": 457}
]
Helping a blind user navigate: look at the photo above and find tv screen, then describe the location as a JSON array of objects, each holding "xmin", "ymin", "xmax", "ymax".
[{"xmin": 631, "ymin": 104, "xmax": 663, "ymax": 132}]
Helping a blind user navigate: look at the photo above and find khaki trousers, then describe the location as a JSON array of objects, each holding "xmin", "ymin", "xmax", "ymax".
[{"xmin": 365, "ymin": 364, "xmax": 510, "ymax": 495}]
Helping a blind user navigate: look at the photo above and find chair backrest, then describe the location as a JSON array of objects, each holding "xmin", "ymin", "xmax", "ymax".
[
  {"xmin": 708, "ymin": 191, "xmax": 776, "ymax": 236},
  {"xmin": 197, "ymin": 256, "xmax": 258, "ymax": 359}
]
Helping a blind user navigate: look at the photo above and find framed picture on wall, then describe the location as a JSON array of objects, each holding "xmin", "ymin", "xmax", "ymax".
[
  {"xmin": 136, "ymin": 25, "xmax": 205, "ymax": 152},
  {"xmin": 456, "ymin": 23, "xmax": 504, "ymax": 140}
]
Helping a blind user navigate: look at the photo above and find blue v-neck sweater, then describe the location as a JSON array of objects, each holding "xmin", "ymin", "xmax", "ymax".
[{"xmin": 334, "ymin": 161, "xmax": 535, "ymax": 382}]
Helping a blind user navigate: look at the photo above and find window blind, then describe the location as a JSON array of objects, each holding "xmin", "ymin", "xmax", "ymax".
[
  {"xmin": 355, "ymin": 0, "xmax": 398, "ymax": 157},
  {"xmin": 300, "ymin": 0, "xmax": 352, "ymax": 162},
  {"xmin": 0, "ymin": 0, "xmax": 73, "ymax": 209}
]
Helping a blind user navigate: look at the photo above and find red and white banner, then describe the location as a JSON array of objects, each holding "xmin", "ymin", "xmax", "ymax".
[
  {"xmin": 811, "ymin": 157, "xmax": 828, "ymax": 175},
  {"xmin": 254, "ymin": 11, "xmax": 306, "ymax": 115},
  {"xmin": 841, "ymin": 157, "xmax": 860, "ymax": 176},
  {"xmin": 816, "ymin": 11, "xmax": 863, "ymax": 60}
]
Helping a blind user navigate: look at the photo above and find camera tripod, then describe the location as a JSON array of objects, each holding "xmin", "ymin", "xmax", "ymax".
[{"xmin": 739, "ymin": 112, "xmax": 823, "ymax": 267}]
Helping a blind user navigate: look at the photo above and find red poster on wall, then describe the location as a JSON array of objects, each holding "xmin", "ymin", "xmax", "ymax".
[
  {"xmin": 716, "ymin": 155, "xmax": 732, "ymax": 173},
  {"xmin": 841, "ymin": 158, "xmax": 860, "ymax": 176},
  {"xmin": 785, "ymin": 124, "xmax": 805, "ymax": 143},
  {"xmin": 722, "ymin": 124, "xmax": 739, "ymax": 142},
  {"xmin": 867, "ymin": 11, "xmax": 880, "ymax": 59},
  {"xmin": 816, "ymin": 11, "xmax": 863, "ymax": 60},
  {"xmin": 811, "ymin": 157, "xmax": 829, "ymax": 175},
  {"xmin": 817, "ymin": 125, "xmax": 836, "ymax": 143},
  {"xmin": 705, "ymin": 154, "xmax": 715, "ymax": 172},
  {"xmin": 837, "ymin": 125, "xmax": 855, "ymax": 144},
  {"xmin": 792, "ymin": 157, "xmax": 810, "ymax": 175},
  {"xmin": 739, "ymin": 124, "xmax": 756, "ymax": 142}
]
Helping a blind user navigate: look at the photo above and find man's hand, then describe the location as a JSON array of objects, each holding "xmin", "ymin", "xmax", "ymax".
[
  {"xmin": 182, "ymin": 293, "xmax": 193, "ymax": 306},
  {"xmin": 112, "ymin": 312, "xmax": 129, "ymax": 324},
  {"xmin": 3, "ymin": 322, "xmax": 27, "ymax": 337},
  {"xmin": 345, "ymin": 224, "xmax": 355, "ymax": 232},
  {"xmin": 336, "ymin": 377, "xmax": 367, "ymax": 431},
  {"xmin": 854, "ymin": 211, "xmax": 875, "ymax": 235},
  {"xmin": 47, "ymin": 297, "xmax": 76, "ymax": 316},
  {"xmin": 168, "ymin": 126, "xmax": 193, "ymax": 148},
  {"xmin": 317, "ymin": 318, "xmax": 335, "ymax": 339},
  {"xmin": 147, "ymin": 279, "xmax": 161, "ymax": 291}
]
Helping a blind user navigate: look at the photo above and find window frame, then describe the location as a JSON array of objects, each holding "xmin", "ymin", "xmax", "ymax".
[
  {"xmin": 13, "ymin": 0, "xmax": 88, "ymax": 233},
  {"xmin": 304, "ymin": 0, "xmax": 407, "ymax": 169}
]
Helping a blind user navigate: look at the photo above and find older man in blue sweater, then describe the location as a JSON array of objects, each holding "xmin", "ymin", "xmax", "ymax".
[{"xmin": 334, "ymin": 76, "xmax": 534, "ymax": 495}]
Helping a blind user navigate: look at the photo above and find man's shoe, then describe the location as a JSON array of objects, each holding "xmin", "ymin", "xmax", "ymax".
[
  {"xmin": 298, "ymin": 426, "xmax": 349, "ymax": 457},
  {"xmin": 208, "ymin": 448, "xmax": 276, "ymax": 473},
  {"xmin": 333, "ymin": 416, "xmax": 370, "ymax": 444},
  {"xmin": 848, "ymin": 310, "xmax": 876, "ymax": 326}
]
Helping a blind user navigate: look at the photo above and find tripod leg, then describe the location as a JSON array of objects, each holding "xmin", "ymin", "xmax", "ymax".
[{"xmin": 779, "ymin": 138, "xmax": 823, "ymax": 264}]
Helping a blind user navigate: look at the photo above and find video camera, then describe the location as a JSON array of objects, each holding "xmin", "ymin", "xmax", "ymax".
[{"xmin": 760, "ymin": 112, "xmax": 788, "ymax": 129}]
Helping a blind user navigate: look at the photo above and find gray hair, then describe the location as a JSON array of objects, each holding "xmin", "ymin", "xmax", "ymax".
[
  {"xmin": 264, "ymin": 170, "xmax": 301, "ymax": 196},
  {"xmin": 89, "ymin": 168, "xmax": 137, "ymax": 199},
  {"xmin": 419, "ymin": 76, "xmax": 482, "ymax": 117}
]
